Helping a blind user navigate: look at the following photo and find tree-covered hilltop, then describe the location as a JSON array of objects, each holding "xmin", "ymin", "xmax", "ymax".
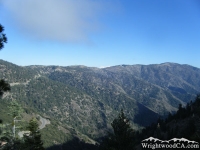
[{"xmin": 0, "ymin": 59, "xmax": 38, "ymax": 83}]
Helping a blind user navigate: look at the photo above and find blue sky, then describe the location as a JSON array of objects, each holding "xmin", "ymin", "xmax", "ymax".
[{"xmin": 0, "ymin": 0, "xmax": 200, "ymax": 68}]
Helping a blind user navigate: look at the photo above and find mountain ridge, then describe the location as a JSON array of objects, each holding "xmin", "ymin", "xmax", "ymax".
[{"xmin": 1, "ymin": 59, "xmax": 200, "ymax": 147}]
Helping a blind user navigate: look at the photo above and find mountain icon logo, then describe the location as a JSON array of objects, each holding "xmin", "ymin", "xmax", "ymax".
[{"xmin": 142, "ymin": 137, "xmax": 199, "ymax": 144}]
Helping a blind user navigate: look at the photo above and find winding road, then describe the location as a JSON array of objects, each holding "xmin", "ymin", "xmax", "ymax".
[
  {"xmin": 18, "ymin": 116, "xmax": 50, "ymax": 137},
  {"xmin": 39, "ymin": 116, "xmax": 50, "ymax": 129}
]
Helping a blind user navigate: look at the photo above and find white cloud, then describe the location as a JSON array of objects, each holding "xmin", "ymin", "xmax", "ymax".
[{"xmin": 1, "ymin": 0, "xmax": 117, "ymax": 43}]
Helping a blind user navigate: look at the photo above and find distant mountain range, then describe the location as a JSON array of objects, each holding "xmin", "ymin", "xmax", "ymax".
[{"xmin": 0, "ymin": 59, "xmax": 200, "ymax": 147}]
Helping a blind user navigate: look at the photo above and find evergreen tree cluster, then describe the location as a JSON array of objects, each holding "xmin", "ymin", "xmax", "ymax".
[
  {"xmin": 133, "ymin": 94, "xmax": 200, "ymax": 146},
  {"xmin": 0, "ymin": 101, "xmax": 44, "ymax": 150},
  {"xmin": 23, "ymin": 118, "xmax": 45, "ymax": 150}
]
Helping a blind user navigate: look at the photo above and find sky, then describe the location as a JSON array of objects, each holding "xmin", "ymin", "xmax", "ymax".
[{"xmin": 0, "ymin": 0, "xmax": 200, "ymax": 68}]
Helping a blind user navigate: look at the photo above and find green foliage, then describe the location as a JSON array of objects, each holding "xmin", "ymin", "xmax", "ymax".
[
  {"xmin": 40, "ymin": 120, "xmax": 72, "ymax": 148},
  {"xmin": 0, "ymin": 79, "xmax": 10, "ymax": 97},
  {"xmin": 8, "ymin": 101, "xmax": 23, "ymax": 119},
  {"xmin": 26, "ymin": 118, "xmax": 39, "ymax": 133},
  {"xmin": 1, "ymin": 57, "xmax": 200, "ymax": 149},
  {"xmin": 23, "ymin": 118, "xmax": 45, "ymax": 150},
  {"xmin": 0, "ymin": 101, "xmax": 24, "ymax": 150},
  {"xmin": 0, "ymin": 100, "xmax": 12, "ymax": 123},
  {"xmin": 47, "ymin": 137, "xmax": 98, "ymax": 150},
  {"xmin": 0, "ymin": 24, "xmax": 7, "ymax": 50},
  {"xmin": 0, "ymin": 121, "xmax": 13, "ymax": 142},
  {"xmin": 1, "ymin": 138, "xmax": 24, "ymax": 150},
  {"xmin": 193, "ymin": 94, "xmax": 200, "ymax": 117},
  {"xmin": 100, "ymin": 109, "xmax": 135, "ymax": 150},
  {"xmin": 134, "ymin": 94, "xmax": 200, "ymax": 146},
  {"xmin": 0, "ymin": 59, "xmax": 37, "ymax": 83}
]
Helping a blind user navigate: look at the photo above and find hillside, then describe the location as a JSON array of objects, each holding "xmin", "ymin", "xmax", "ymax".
[
  {"xmin": 134, "ymin": 94, "xmax": 200, "ymax": 150},
  {"xmin": 1, "ymin": 59, "xmax": 200, "ymax": 148}
]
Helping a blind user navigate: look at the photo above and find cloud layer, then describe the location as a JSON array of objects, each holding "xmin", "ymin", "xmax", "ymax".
[{"xmin": 2, "ymin": 0, "xmax": 113, "ymax": 43}]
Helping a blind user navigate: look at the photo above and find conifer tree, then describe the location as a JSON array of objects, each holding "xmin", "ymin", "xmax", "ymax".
[
  {"xmin": 0, "ymin": 24, "xmax": 10, "ymax": 98},
  {"xmin": 1, "ymin": 101, "xmax": 24, "ymax": 150},
  {"xmin": 0, "ymin": 24, "xmax": 10, "ymax": 132},
  {"xmin": 0, "ymin": 24, "xmax": 20, "ymax": 150},
  {"xmin": 23, "ymin": 118, "xmax": 44, "ymax": 150},
  {"xmin": 0, "ymin": 23, "xmax": 10, "ymax": 136},
  {"xmin": 0, "ymin": 24, "xmax": 7, "ymax": 50},
  {"xmin": 100, "ymin": 109, "xmax": 135, "ymax": 150},
  {"xmin": 0, "ymin": 79, "xmax": 10, "ymax": 98},
  {"xmin": 8, "ymin": 101, "xmax": 23, "ymax": 138}
]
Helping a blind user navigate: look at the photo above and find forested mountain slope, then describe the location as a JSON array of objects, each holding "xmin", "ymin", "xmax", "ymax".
[{"xmin": 1, "ymin": 59, "xmax": 200, "ymax": 148}]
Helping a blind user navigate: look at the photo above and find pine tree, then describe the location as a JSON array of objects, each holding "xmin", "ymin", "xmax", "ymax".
[
  {"xmin": 100, "ymin": 109, "xmax": 135, "ymax": 150},
  {"xmin": 1, "ymin": 101, "xmax": 24, "ymax": 150},
  {"xmin": 0, "ymin": 79, "xmax": 10, "ymax": 98},
  {"xmin": 8, "ymin": 101, "xmax": 23, "ymax": 139},
  {"xmin": 0, "ymin": 24, "xmax": 11, "ymax": 146},
  {"xmin": 0, "ymin": 24, "xmax": 7, "ymax": 50},
  {"xmin": 0, "ymin": 24, "xmax": 10, "ymax": 98},
  {"xmin": 23, "ymin": 118, "xmax": 44, "ymax": 150}
]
